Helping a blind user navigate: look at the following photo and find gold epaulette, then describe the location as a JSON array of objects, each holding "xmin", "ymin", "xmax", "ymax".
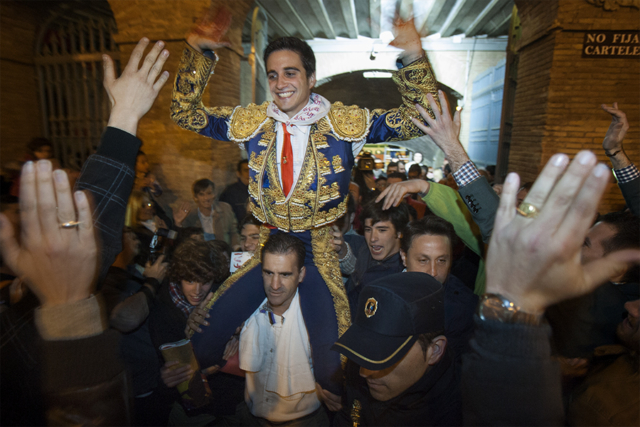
[
  {"xmin": 228, "ymin": 102, "xmax": 270, "ymax": 142},
  {"xmin": 327, "ymin": 102, "xmax": 371, "ymax": 142}
]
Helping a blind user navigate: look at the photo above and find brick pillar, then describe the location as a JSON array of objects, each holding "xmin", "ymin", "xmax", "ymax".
[
  {"xmin": 108, "ymin": 0, "xmax": 254, "ymax": 208},
  {"xmin": 511, "ymin": 0, "xmax": 639, "ymax": 213}
]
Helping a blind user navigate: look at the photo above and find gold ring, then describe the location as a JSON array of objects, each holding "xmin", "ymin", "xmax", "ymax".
[
  {"xmin": 60, "ymin": 221, "xmax": 81, "ymax": 229},
  {"xmin": 516, "ymin": 202, "xmax": 540, "ymax": 219}
]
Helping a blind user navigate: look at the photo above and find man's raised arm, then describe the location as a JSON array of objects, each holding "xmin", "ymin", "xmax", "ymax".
[
  {"xmin": 170, "ymin": 7, "xmax": 236, "ymax": 140},
  {"xmin": 601, "ymin": 103, "xmax": 639, "ymax": 216},
  {"xmin": 77, "ymin": 38, "xmax": 170, "ymax": 286}
]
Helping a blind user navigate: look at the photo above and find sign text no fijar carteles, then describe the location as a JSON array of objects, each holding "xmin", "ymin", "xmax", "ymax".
[{"xmin": 582, "ymin": 31, "xmax": 640, "ymax": 58}]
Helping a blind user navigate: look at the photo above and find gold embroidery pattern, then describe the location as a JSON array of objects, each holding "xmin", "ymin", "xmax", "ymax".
[
  {"xmin": 204, "ymin": 106, "xmax": 233, "ymax": 118},
  {"xmin": 258, "ymin": 127, "xmax": 276, "ymax": 147},
  {"xmin": 327, "ymin": 102, "xmax": 371, "ymax": 142},
  {"xmin": 316, "ymin": 117, "xmax": 332, "ymax": 134},
  {"xmin": 332, "ymin": 155, "xmax": 345, "ymax": 174},
  {"xmin": 311, "ymin": 130, "xmax": 329, "ymax": 149},
  {"xmin": 262, "ymin": 147, "xmax": 290, "ymax": 230},
  {"xmin": 392, "ymin": 55, "xmax": 440, "ymax": 130},
  {"xmin": 384, "ymin": 108, "xmax": 425, "ymax": 142},
  {"xmin": 228, "ymin": 102, "xmax": 269, "ymax": 142},
  {"xmin": 311, "ymin": 226, "xmax": 351, "ymax": 369},
  {"xmin": 317, "ymin": 152, "xmax": 332, "ymax": 177},
  {"xmin": 247, "ymin": 123, "xmax": 348, "ymax": 231},
  {"xmin": 188, "ymin": 226, "xmax": 271, "ymax": 338},
  {"xmin": 170, "ymin": 45, "xmax": 221, "ymax": 132}
]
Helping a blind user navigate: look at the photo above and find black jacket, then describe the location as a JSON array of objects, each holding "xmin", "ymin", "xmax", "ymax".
[{"xmin": 335, "ymin": 349, "xmax": 462, "ymax": 426}]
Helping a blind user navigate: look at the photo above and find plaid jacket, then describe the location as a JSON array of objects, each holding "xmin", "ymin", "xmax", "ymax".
[{"xmin": 76, "ymin": 127, "xmax": 141, "ymax": 287}]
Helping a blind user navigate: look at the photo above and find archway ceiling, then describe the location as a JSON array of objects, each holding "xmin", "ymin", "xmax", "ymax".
[{"xmin": 253, "ymin": 0, "xmax": 514, "ymax": 41}]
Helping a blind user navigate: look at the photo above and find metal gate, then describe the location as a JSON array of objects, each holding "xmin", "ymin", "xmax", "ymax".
[{"xmin": 34, "ymin": 5, "xmax": 119, "ymax": 169}]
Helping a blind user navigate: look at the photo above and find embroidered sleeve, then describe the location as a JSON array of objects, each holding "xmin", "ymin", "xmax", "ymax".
[
  {"xmin": 367, "ymin": 54, "xmax": 441, "ymax": 142},
  {"xmin": 170, "ymin": 44, "xmax": 233, "ymax": 139}
]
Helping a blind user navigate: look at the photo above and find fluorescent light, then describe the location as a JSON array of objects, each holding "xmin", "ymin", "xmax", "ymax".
[{"xmin": 364, "ymin": 71, "xmax": 393, "ymax": 79}]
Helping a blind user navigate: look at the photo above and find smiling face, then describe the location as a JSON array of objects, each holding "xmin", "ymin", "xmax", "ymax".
[
  {"xmin": 194, "ymin": 185, "xmax": 215, "ymax": 212},
  {"xmin": 267, "ymin": 50, "xmax": 316, "ymax": 118},
  {"xmin": 240, "ymin": 223, "xmax": 261, "ymax": 253},
  {"xmin": 364, "ymin": 219, "xmax": 402, "ymax": 261},
  {"xmin": 401, "ymin": 234, "xmax": 452, "ymax": 284},
  {"xmin": 180, "ymin": 280, "xmax": 213, "ymax": 306},
  {"xmin": 262, "ymin": 251, "xmax": 305, "ymax": 315}
]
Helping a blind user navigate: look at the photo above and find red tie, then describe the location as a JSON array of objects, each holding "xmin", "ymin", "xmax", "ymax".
[{"xmin": 281, "ymin": 123, "xmax": 294, "ymax": 196}]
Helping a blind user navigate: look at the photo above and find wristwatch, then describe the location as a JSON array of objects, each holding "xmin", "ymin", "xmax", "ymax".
[{"xmin": 477, "ymin": 293, "xmax": 545, "ymax": 326}]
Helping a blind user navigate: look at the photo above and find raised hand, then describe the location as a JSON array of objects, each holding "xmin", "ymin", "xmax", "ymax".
[
  {"xmin": 0, "ymin": 161, "xmax": 98, "ymax": 307},
  {"xmin": 104, "ymin": 38, "xmax": 170, "ymax": 136},
  {"xmin": 186, "ymin": 4, "xmax": 233, "ymax": 53},
  {"xmin": 173, "ymin": 202, "xmax": 193, "ymax": 227},
  {"xmin": 601, "ymin": 102, "xmax": 628, "ymax": 154},
  {"xmin": 411, "ymin": 91, "xmax": 470, "ymax": 172},
  {"xmin": 486, "ymin": 151, "xmax": 640, "ymax": 314},
  {"xmin": 376, "ymin": 179, "xmax": 430, "ymax": 210},
  {"xmin": 600, "ymin": 103, "xmax": 632, "ymax": 170},
  {"xmin": 389, "ymin": 15, "xmax": 424, "ymax": 64}
]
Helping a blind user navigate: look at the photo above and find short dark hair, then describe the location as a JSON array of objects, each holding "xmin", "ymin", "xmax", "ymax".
[
  {"xmin": 169, "ymin": 239, "xmax": 230, "ymax": 287},
  {"xmin": 27, "ymin": 137, "xmax": 52, "ymax": 153},
  {"xmin": 401, "ymin": 215, "xmax": 457, "ymax": 254},
  {"xmin": 261, "ymin": 232, "xmax": 306, "ymax": 271},
  {"xmin": 408, "ymin": 164, "xmax": 422, "ymax": 175},
  {"xmin": 598, "ymin": 211, "xmax": 640, "ymax": 282},
  {"xmin": 193, "ymin": 178, "xmax": 214, "ymax": 195},
  {"xmin": 237, "ymin": 159, "xmax": 248, "ymax": 172},
  {"xmin": 387, "ymin": 172, "xmax": 408, "ymax": 182},
  {"xmin": 239, "ymin": 213, "xmax": 262, "ymax": 233},
  {"xmin": 360, "ymin": 199, "xmax": 409, "ymax": 235},
  {"xmin": 264, "ymin": 37, "xmax": 316, "ymax": 77},
  {"xmin": 417, "ymin": 330, "xmax": 445, "ymax": 359}
]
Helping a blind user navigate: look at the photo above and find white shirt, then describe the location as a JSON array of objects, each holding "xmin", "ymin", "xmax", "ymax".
[
  {"xmin": 267, "ymin": 94, "xmax": 367, "ymax": 198},
  {"xmin": 197, "ymin": 208, "xmax": 214, "ymax": 234},
  {"xmin": 239, "ymin": 290, "xmax": 319, "ymax": 422}
]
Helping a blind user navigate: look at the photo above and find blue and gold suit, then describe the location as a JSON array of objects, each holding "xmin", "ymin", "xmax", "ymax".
[{"xmin": 171, "ymin": 44, "xmax": 439, "ymax": 394}]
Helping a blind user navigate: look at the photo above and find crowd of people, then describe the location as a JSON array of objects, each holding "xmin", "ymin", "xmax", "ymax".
[{"xmin": 0, "ymin": 9, "xmax": 638, "ymax": 427}]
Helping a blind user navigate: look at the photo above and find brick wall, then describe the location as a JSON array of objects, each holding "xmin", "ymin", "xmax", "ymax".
[
  {"xmin": 0, "ymin": 1, "xmax": 43, "ymax": 168},
  {"xmin": 511, "ymin": 0, "xmax": 639, "ymax": 213},
  {"xmin": 108, "ymin": 0, "xmax": 254, "ymax": 209}
]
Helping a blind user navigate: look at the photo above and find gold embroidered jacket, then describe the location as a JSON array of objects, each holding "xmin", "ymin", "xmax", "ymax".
[{"xmin": 171, "ymin": 45, "xmax": 439, "ymax": 232}]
